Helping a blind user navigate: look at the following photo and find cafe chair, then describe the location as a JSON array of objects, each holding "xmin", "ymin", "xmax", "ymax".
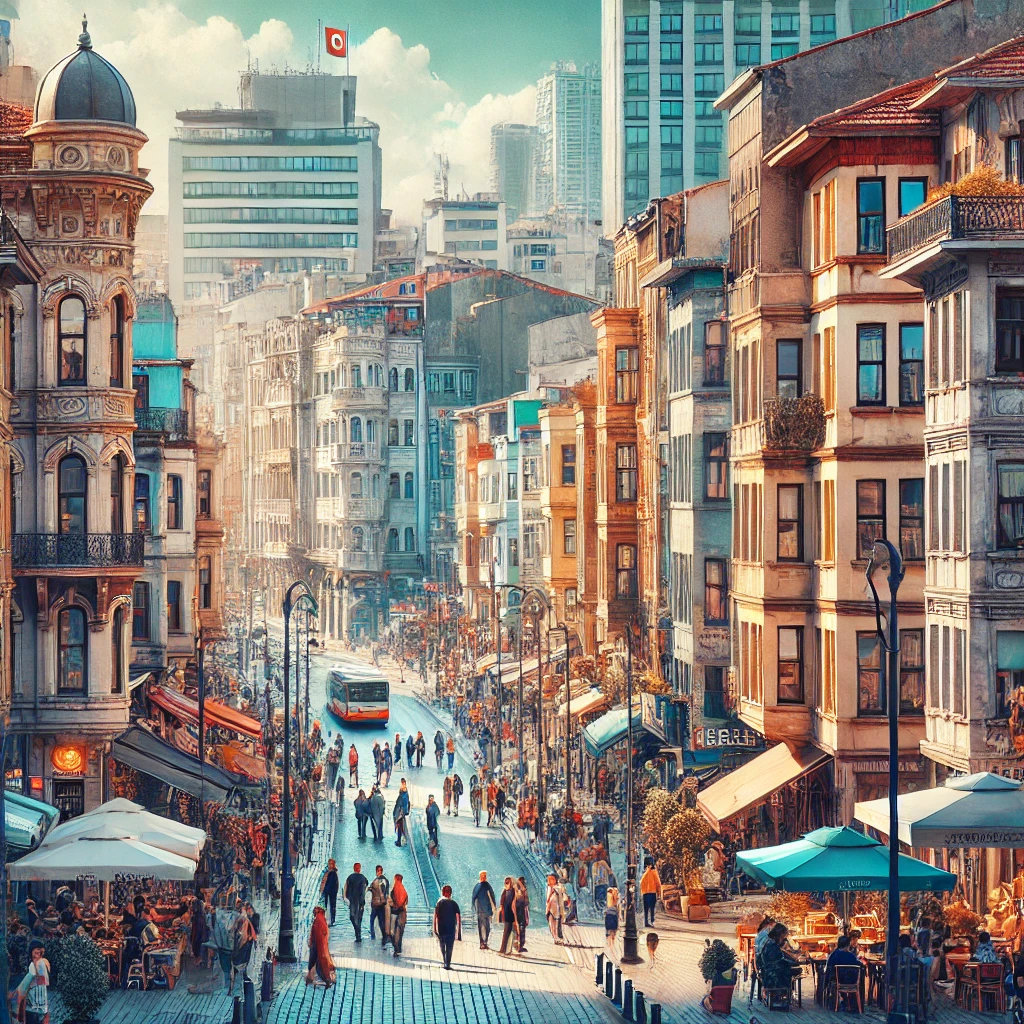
[
  {"xmin": 963, "ymin": 962, "xmax": 1005, "ymax": 1013},
  {"xmin": 124, "ymin": 961, "xmax": 146, "ymax": 991},
  {"xmin": 832, "ymin": 963, "xmax": 864, "ymax": 1013}
]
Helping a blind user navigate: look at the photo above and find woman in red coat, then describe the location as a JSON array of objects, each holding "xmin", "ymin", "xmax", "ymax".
[{"xmin": 305, "ymin": 906, "xmax": 335, "ymax": 987}]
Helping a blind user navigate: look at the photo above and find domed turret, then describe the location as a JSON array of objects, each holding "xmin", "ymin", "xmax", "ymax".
[{"xmin": 33, "ymin": 17, "xmax": 136, "ymax": 126}]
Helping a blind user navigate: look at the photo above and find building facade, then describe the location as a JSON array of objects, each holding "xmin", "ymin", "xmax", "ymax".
[
  {"xmin": 490, "ymin": 123, "xmax": 538, "ymax": 225},
  {"xmin": 421, "ymin": 196, "xmax": 508, "ymax": 270}
]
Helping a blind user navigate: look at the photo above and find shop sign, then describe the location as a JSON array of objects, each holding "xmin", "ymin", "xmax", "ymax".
[
  {"xmin": 694, "ymin": 725, "xmax": 761, "ymax": 749},
  {"xmin": 51, "ymin": 745, "xmax": 86, "ymax": 776},
  {"xmin": 942, "ymin": 828, "xmax": 1024, "ymax": 847},
  {"xmin": 848, "ymin": 759, "xmax": 921, "ymax": 774}
]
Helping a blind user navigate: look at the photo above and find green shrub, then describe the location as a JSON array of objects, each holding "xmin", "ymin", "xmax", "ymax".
[
  {"xmin": 53, "ymin": 935, "xmax": 108, "ymax": 1023},
  {"xmin": 699, "ymin": 937, "xmax": 738, "ymax": 982}
]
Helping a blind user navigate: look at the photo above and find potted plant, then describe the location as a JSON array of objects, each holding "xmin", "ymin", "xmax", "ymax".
[
  {"xmin": 54, "ymin": 935, "xmax": 108, "ymax": 1024},
  {"xmin": 699, "ymin": 938, "xmax": 739, "ymax": 1014}
]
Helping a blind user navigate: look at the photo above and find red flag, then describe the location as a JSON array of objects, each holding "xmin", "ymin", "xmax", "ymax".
[{"xmin": 325, "ymin": 26, "xmax": 347, "ymax": 58}]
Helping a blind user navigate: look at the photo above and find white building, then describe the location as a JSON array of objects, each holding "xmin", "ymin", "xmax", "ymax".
[
  {"xmin": 421, "ymin": 195, "xmax": 508, "ymax": 270},
  {"xmin": 168, "ymin": 70, "xmax": 382, "ymax": 310},
  {"xmin": 507, "ymin": 212, "xmax": 612, "ymax": 300}
]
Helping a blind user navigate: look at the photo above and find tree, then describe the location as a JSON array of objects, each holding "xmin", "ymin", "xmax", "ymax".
[
  {"xmin": 663, "ymin": 808, "xmax": 712, "ymax": 880},
  {"xmin": 641, "ymin": 787, "xmax": 680, "ymax": 866}
]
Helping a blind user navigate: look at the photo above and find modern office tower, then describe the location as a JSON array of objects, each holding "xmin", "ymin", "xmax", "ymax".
[
  {"xmin": 534, "ymin": 62, "xmax": 602, "ymax": 220},
  {"xmin": 168, "ymin": 70, "xmax": 383, "ymax": 310},
  {"xmin": 601, "ymin": 0, "xmax": 945, "ymax": 230},
  {"xmin": 490, "ymin": 123, "xmax": 539, "ymax": 224}
]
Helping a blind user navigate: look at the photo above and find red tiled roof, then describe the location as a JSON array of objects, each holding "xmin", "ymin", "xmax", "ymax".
[
  {"xmin": 938, "ymin": 35, "xmax": 1024, "ymax": 80},
  {"xmin": 806, "ymin": 77, "xmax": 938, "ymax": 134},
  {"xmin": 0, "ymin": 102, "xmax": 32, "ymax": 137}
]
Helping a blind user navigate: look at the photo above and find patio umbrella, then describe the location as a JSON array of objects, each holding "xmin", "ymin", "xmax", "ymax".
[
  {"xmin": 736, "ymin": 826, "xmax": 957, "ymax": 892},
  {"xmin": 81, "ymin": 798, "xmax": 206, "ymax": 844},
  {"xmin": 854, "ymin": 772, "xmax": 1024, "ymax": 848},
  {"xmin": 40, "ymin": 816, "xmax": 202, "ymax": 861},
  {"xmin": 9, "ymin": 834, "xmax": 197, "ymax": 882}
]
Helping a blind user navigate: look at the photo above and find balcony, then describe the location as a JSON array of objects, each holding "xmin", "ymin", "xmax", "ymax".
[
  {"xmin": 886, "ymin": 195, "xmax": 1024, "ymax": 269},
  {"xmin": 134, "ymin": 406, "xmax": 192, "ymax": 441},
  {"xmin": 761, "ymin": 394, "xmax": 826, "ymax": 452},
  {"xmin": 335, "ymin": 335, "xmax": 386, "ymax": 359},
  {"xmin": 13, "ymin": 532, "xmax": 145, "ymax": 570},
  {"xmin": 386, "ymin": 317, "xmax": 423, "ymax": 337},
  {"xmin": 339, "ymin": 550, "xmax": 382, "ymax": 572},
  {"xmin": 346, "ymin": 497, "xmax": 385, "ymax": 519},
  {"xmin": 331, "ymin": 386, "xmax": 388, "ymax": 411},
  {"xmin": 333, "ymin": 441, "xmax": 381, "ymax": 463}
]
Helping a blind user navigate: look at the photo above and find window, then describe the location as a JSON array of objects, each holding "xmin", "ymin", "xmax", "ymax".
[
  {"xmin": 349, "ymin": 471, "xmax": 363, "ymax": 497},
  {"xmin": 563, "ymin": 518, "xmax": 577, "ymax": 555},
  {"xmin": 695, "ymin": 74, "xmax": 724, "ymax": 95},
  {"xmin": 1008, "ymin": 136, "xmax": 1022, "ymax": 185},
  {"xmin": 898, "ymin": 177, "xmax": 928, "ymax": 217},
  {"xmin": 661, "ymin": 126, "xmax": 683, "ymax": 146},
  {"xmin": 388, "ymin": 473, "xmax": 400, "ymax": 499},
  {"xmin": 565, "ymin": 587, "xmax": 578, "ymax": 613},
  {"xmin": 856, "ymin": 480, "xmax": 886, "ymax": 560},
  {"xmin": 111, "ymin": 605, "xmax": 124, "ymax": 694},
  {"xmin": 660, "ymin": 73, "xmax": 682, "ymax": 93},
  {"xmin": 693, "ymin": 14, "xmax": 721, "ymax": 31},
  {"xmin": 404, "ymin": 419, "xmax": 415, "ymax": 446},
  {"xmin": 404, "ymin": 472, "xmax": 414, "ymax": 498},
  {"xmin": 404, "ymin": 527, "xmax": 415, "ymax": 551},
  {"xmin": 704, "ymin": 433, "xmax": 728, "ymax": 500},
  {"xmin": 704, "ymin": 320, "xmax": 726, "ymax": 385},
  {"xmin": 404, "ymin": 368, "xmax": 415, "ymax": 391},
  {"xmin": 900, "ymin": 629, "xmax": 925, "ymax": 714},
  {"xmin": 109, "ymin": 295, "xmax": 125, "ymax": 387},
  {"xmin": 199, "ymin": 556, "xmax": 212, "ymax": 609},
  {"xmin": 624, "ymin": 100, "xmax": 649, "ymax": 119},
  {"xmin": 899, "ymin": 479, "xmax": 924, "ymax": 561},
  {"xmin": 530, "ymin": 259, "xmax": 547, "ymax": 271},
  {"xmin": 625, "ymin": 15, "xmax": 649, "ymax": 32},
  {"xmin": 167, "ymin": 580, "xmax": 182, "ymax": 632},
  {"xmin": 198, "ymin": 470, "xmax": 211, "ymax": 517},
  {"xmin": 387, "ymin": 528, "xmax": 399, "ymax": 552},
  {"xmin": 561, "ymin": 445, "xmax": 576, "ymax": 485},
  {"xmin": 619, "ymin": 350, "xmax": 641, "ymax": 402},
  {"xmin": 624, "ymin": 73, "xmax": 648, "ymax": 95},
  {"xmin": 509, "ymin": 538, "xmax": 519, "ymax": 566},
  {"xmin": 460, "ymin": 371, "xmax": 475, "ymax": 396},
  {"xmin": 352, "ymin": 526, "xmax": 365, "ymax": 552},
  {"xmin": 770, "ymin": 43, "xmax": 798, "ymax": 59},
  {"xmin": 997, "ymin": 463, "xmax": 1024, "ymax": 548},
  {"xmin": 735, "ymin": 43, "xmax": 761, "ymax": 65},
  {"xmin": 857, "ymin": 632, "xmax": 884, "ymax": 714},
  {"xmin": 58, "ymin": 295, "xmax": 86, "ymax": 385},
  {"xmin": 167, "ymin": 474, "xmax": 183, "ymax": 530},
  {"xmin": 616, "ymin": 544, "xmax": 638, "ymax": 599},
  {"xmin": 660, "ymin": 100, "xmax": 683, "ymax": 118},
  {"xmin": 694, "ymin": 43, "xmax": 723, "ymax": 64},
  {"xmin": 507, "ymin": 472, "xmax": 518, "ymax": 500},
  {"xmin": 996, "ymin": 289, "xmax": 1024, "ymax": 373},
  {"xmin": 134, "ymin": 473, "xmax": 150, "ymax": 533},
  {"xmin": 110, "ymin": 454, "xmax": 124, "ymax": 533},
  {"xmin": 704, "ymin": 558, "xmax": 727, "ymax": 624},
  {"xmin": 350, "ymin": 417, "xmax": 363, "ymax": 442},
  {"xmin": 778, "ymin": 627, "xmax": 803, "ymax": 703},
  {"xmin": 857, "ymin": 178, "xmax": 886, "ymax": 254},
  {"xmin": 132, "ymin": 581, "xmax": 150, "ymax": 640},
  {"xmin": 997, "ymin": 631, "xmax": 1024, "ymax": 717},
  {"xmin": 389, "ymin": 367, "xmax": 399, "ymax": 392},
  {"xmin": 625, "ymin": 43, "xmax": 649, "ymax": 63},
  {"xmin": 427, "ymin": 372, "xmax": 440, "ymax": 392},
  {"xmin": 771, "ymin": 12, "xmax": 800, "ymax": 32},
  {"xmin": 625, "ymin": 126, "xmax": 649, "ymax": 148},
  {"xmin": 660, "ymin": 42, "xmax": 682, "ymax": 62},
  {"xmin": 899, "ymin": 323, "xmax": 924, "ymax": 405},
  {"xmin": 695, "ymin": 126, "xmax": 723, "ymax": 146},
  {"xmin": 58, "ymin": 607, "xmax": 87, "ymax": 693},
  {"xmin": 616, "ymin": 444, "xmax": 638, "ymax": 502},
  {"xmin": 776, "ymin": 339, "xmax": 801, "ymax": 398},
  {"xmin": 58, "ymin": 455, "xmax": 87, "ymax": 535},
  {"xmin": 857, "ymin": 324, "xmax": 886, "ymax": 405},
  {"xmin": 777, "ymin": 484, "xmax": 803, "ymax": 561}
]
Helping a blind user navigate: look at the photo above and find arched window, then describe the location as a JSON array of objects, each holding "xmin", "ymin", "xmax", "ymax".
[
  {"xmin": 404, "ymin": 527, "xmax": 415, "ymax": 551},
  {"xmin": 387, "ymin": 528, "xmax": 399, "ymax": 552},
  {"xmin": 350, "ymin": 472, "xmax": 363, "ymax": 497},
  {"xmin": 389, "ymin": 368, "xmax": 399, "ymax": 392},
  {"xmin": 58, "ymin": 295, "xmax": 86, "ymax": 385},
  {"xmin": 111, "ymin": 605, "xmax": 125, "ymax": 694},
  {"xmin": 388, "ymin": 419, "xmax": 399, "ymax": 446},
  {"xmin": 58, "ymin": 606, "xmax": 87, "ymax": 694},
  {"xmin": 375, "ymin": 364, "xmax": 384, "ymax": 387},
  {"xmin": 110, "ymin": 454, "xmax": 124, "ymax": 533},
  {"xmin": 58, "ymin": 454, "xmax": 87, "ymax": 534},
  {"xmin": 350, "ymin": 417, "xmax": 362, "ymax": 442},
  {"xmin": 389, "ymin": 473, "xmax": 400, "ymax": 499},
  {"xmin": 109, "ymin": 295, "xmax": 125, "ymax": 387},
  {"xmin": 465, "ymin": 532, "xmax": 475, "ymax": 566},
  {"xmin": 404, "ymin": 472, "xmax": 414, "ymax": 498},
  {"xmin": 352, "ymin": 526, "xmax": 365, "ymax": 551},
  {"xmin": 404, "ymin": 368, "xmax": 415, "ymax": 391}
]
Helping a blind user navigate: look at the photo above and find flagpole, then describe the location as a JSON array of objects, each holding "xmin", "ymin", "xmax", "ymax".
[{"xmin": 346, "ymin": 23, "xmax": 351, "ymax": 79}]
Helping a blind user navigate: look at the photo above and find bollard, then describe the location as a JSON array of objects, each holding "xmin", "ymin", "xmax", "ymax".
[
  {"xmin": 605, "ymin": 960, "xmax": 614, "ymax": 998},
  {"xmin": 613, "ymin": 967, "xmax": 623, "ymax": 1005},
  {"xmin": 635, "ymin": 989, "xmax": 647, "ymax": 1024},
  {"xmin": 623, "ymin": 980, "xmax": 635, "ymax": 1021},
  {"xmin": 595, "ymin": 952, "xmax": 604, "ymax": 985},
  {"xmin": 650, "ymin": 1004, "xmax": 662, "ymax": 1024}
]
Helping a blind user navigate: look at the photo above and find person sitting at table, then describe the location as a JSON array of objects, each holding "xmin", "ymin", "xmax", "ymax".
[
  {"xmin": 138, "ymin": 907, "xmax": 161, "ymax": 946},
  {"xmin": 759, "ymin": 923, "xmax": 803, "ymax": 996},
  {"xmin": 915, "ymin": 916, "xmax": 932, "ymax": 954},
  {"xmin": 974, "ymin": 930, "xmax": 999, "ymax": 963},
  {"xmin": 898, "ymin": 933, "xmax": 918, "ymax": 961},
  {"xmin": 825, "ymin": 935, "xmax": 862, "ymax": 1008},
  {"xmin": 848, "ymin": 928, "xmax": 863, "ymax": 957}
]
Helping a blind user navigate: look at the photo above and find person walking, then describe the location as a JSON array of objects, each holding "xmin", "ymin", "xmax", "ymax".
[
  {"xmin": 545, "ymin": 873, "xmax": 565, "ymax": 945},
  {"xmin": 443, "ymin": 775, "xmax": 453, "ymax": 815},
  {"xmin": 354, "ymin": 788, "xmax": 369, "ymax": 839},
  {"xmin": 640, "ymin": 857, "xmax": 662, "ymax": 928},
  {"xmin": 514, "ymin": 877, "xmax": 530, "ymax": 953},
  {"xmin": 497, "ymin": 877, "xmax": 518, "ymax": 956},
  {"xmin": 393, "ymin": 780, "xmax": 411, "ymax": 847},
  {"xmin": 335, "ymin": 771, "xmax": 345, "ymax": 816},
  {"xmin": 393, "ymin": 733, "xmax": 402, "ymax": 769},
  {"xmin": 496, "ymin": 780, "xmax": 507, "ymax": 822},
  {"xmin": 325, "ymin": 744, "xmax": 340, "ymax": 792},
  {"xmin": 372, "ymin": 741, "xmax": 382, "ymax": 784},
  {"xmin": 348, "ymin": 744, "xmax": 359, "ymax": 786},
  {"xmin": 433, "ymin": 730, "xmax": 445, "ymax": 770},
  {"xmin": 425, "ymin": 794, "xmax": 441, "ymax": 849},
  {"xmin": 470, "ymin": 775, "xmax": 482, "ymax": 826},
  {"xmin": 320, "ymin": 858, "xmax": 340, "ymax": 926},
  {"xmin": 471, "ymin": 870, "xmax": 497, "ymax": 950},
  {"xmin": 232, "ymin": 898, "xmax": 258, "ymax": 980},
  {"xmin": 486, "ymin": 778, "xmax": 498, "ymax": 826},
  {"xmin": 343, "ymin": 863, "xmax": 368, "ymax": 943},
  {"xmin": 369, "ymin": 785, "xmax": 386, "ymax": 842},
  {"xmin": 382, "ymin": 743, "xmax": 394, "ymax": 787},
  {"xmin": 212, "ymin": 902, "xmax": 240, "ymax": 992},
  {"xmin": 446, "ymin": 734, "xmax": 456, "ymax": 771},
  {"xmin": 405, "ymin": 734, "xmax": 415, "ymax": 767},
  {"xmin": 305, "ymin": 906, "xmax": 335, "ymax": 987},
  {"xmin": 415, "ymin": 732, "xmax": 426, "ymax": 768},
  {"xmin": 433, "ymin": 884, "xmax": 462, "ymax": 970},
  {"xmin": 604, "ymin": 887, "xmax": 620, "ymax": 960},
  {"xmin": 389, "ymin": 873, "xmax": 409, "ymax": 958},
  {"xmin": 452, "ymin": 773, "xmax": 464, "ymax": 816},
  {"xmin": 17, "ymin": 941, "xmax": 50, "ymax": 1024},
  {"xmin": 368, "ymin": 865, "xmax": 391, "ymax": 946}
]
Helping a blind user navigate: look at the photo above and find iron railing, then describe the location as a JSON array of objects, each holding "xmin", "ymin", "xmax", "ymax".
[
  {"xmin": 134, "ymin": 407, "xmax": 192, "ymax": 440},
  {"xmin": 13, "ymin": 532, "xmax": 145, "ymax": 568},
  {"xmin": 762, "ymin": 394, "xmax": 826, "ymax": 451},
  {"xmin": 887, "ymin": 195, "xmax": 1024, "ymax": 263}
]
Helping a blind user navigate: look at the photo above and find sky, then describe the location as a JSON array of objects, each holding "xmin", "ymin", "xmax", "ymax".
[{"xmin": 13, "ymin": 0, "xmax": 600, "ymax": 223}]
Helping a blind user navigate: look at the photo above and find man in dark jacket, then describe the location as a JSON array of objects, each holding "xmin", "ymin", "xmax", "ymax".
[
  {"xmin": 369, "ymin": 786, "xmax": 386, "ymax": 842},
  {"xmin": 353, "ymin": 789, "xmax": 370, "ymax": 839},
  {"xmin": 471, "ymin": 870, "xmax": 497, "ymax": 949},
  {"xmin": 433, "ymin": 884, "xmax": 461, "ymax": 970},
  {"xmin": 343, "ymin": 863, "xmax": 368, "ymax": 942},
  {"xmin": 415, "ymin": 732, "xmax": 426, "ymax": 768},
  {"xmin": 433, "ymin": 730, "xmax": 445, "ymax": 770},
  {"xmin": 405, "ymin": 734, "xmax": 415, "ymax": 766},
  {"xmin": 425, "ymin": 794, "xmax": 441, "ymax": 848},
  {"xmin": 368, "ymin": 865, "xmax": 390, "ymax": 945}
]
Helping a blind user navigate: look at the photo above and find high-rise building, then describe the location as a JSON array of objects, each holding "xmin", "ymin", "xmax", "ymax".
[
  {"xmin": 168, "ymin": 70, "xmax": 383, "ymax": 310},
  {"xmin": 534, "ymin": 62, "xmax": 602, "ymax": 220},
  {"xmin": 490, "ymin": 123, "xmax": 538, "ymax": 224},
  {"xmin": 601, "ymin": 0, "xmax": 946, "ymax": 231}
]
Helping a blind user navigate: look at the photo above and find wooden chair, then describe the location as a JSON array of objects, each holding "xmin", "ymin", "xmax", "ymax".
[
  {"xmin": 962, "ymin": 962, "xmax": 1005, "ymax": 1012},
  {"xmin": 832, "ymin": 963, "xmax": 864, "ymax": 1013}
]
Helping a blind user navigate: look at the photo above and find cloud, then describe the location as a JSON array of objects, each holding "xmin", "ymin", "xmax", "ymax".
[{"xmin": 14, "ymin": 2, "xmax": 535, "ymax": 223}]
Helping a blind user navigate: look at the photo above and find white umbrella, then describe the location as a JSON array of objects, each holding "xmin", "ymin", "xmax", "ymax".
[
  {"xmin": 41, "ymin": 817, "xmax": 202, "ymax": 861},
  {"xmin": 82, "ymin": 798, "xmax": 206, "ymax": 844},
  {"xmin": 9, "ymin": 835, "xmax": 197, "ymax": 882}
]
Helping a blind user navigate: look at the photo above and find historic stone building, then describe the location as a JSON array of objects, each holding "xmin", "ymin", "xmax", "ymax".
[{"xmin": 4, "ymin": 22, "xmax": 152, "ymax": 815}]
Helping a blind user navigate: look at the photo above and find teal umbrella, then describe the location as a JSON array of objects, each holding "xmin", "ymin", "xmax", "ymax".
[{"xmin": 736, "ymin": 826, "xmax": 956, "ymax": 892}]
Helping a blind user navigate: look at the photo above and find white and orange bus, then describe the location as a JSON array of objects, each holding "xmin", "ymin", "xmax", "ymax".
[{"xmin": 327, "ymin": 662, "xmax": 390, "ymax": 726}]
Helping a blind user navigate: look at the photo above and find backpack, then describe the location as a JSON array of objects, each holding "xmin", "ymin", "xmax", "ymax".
[{"xmin": 370, "ymin": 877, "xmax": 388, "ymax": 908}]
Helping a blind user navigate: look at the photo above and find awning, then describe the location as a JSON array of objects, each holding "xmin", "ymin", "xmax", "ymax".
[
  {"xmin": 696, "ymin": 743, "xmax": 830, "ymax": 832},
  {"xmin": 149, "ymin": 684, "xmax": 262, "ymax": 739},
  {"xmin": 473, "ymin": 653, "xmax": 499, "ymax": 675},
  {"xmin": 582, "ymin": 702, "xmax": 662, "ymax": 759},
  {"xmin": 128, "ymin": 672, "xmax": 151, "ymax": 693},
  {"xmin": 492, "ymin": 646, "xmax": 570, "ymax": 685},
  {"xmin": 5, "ymin": 791, "xmax": 59, "ymax": 850},
  {"xmin": 556, "ymin": 688, "xmax": 609, "ymax": 721},
  {"xmin": 112, "ymin": 726, "xmax": 258, "ymax": 805}
]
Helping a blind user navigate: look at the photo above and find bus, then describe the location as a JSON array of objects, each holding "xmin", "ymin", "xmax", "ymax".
[{"xmin": 327, "ymin": 662, "xmax": 390, "ymax": 726}]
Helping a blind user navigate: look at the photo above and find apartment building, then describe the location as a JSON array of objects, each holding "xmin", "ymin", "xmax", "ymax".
[
  {"xmin": 508, "ymin": 212, "xmax": 614, "ymax": 301},
  {"xmin": 539, "ymin": 404, "xmax": 581, "ymax": 623},
  {"xmin": 421, "ymin": 196, "xmax": 509, "ymax": 270}
]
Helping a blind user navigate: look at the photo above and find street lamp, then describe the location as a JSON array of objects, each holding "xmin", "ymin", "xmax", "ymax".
[
  {"xmin": 521, "ymin": 588, "xmax": 550, "ymax": 813},
  {"xmin": 620, "ymin": 605, "xmax": 644, "ymax": 965},
  {"xmin": 278, "ymin": 580, "xmax": 318, "ymax": 964},
  {"xmin": 864, "ymin": 538, "xmax": 905, "ymax": 1023}
]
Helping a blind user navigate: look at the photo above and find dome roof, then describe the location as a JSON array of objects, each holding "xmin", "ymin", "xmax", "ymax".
[{"xmin": 34, "ymin": 19, "xmax": 136, "ymax": 127}]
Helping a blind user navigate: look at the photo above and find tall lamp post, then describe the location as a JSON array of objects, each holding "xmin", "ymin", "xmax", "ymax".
[
  {"xmin": 522, "ymin": 588, "xmax": 550, "ymax": 814},
  {"xmin": 278, "ymin": 580, "xmax": 318, "ymax": 964},
  {"xmin": 865, "ymin": 539, "xmax": 904, "ymax": 1023},
  {"xmin": 621, "ymin": 606, "xmax": 644, "ymax": 965}
]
